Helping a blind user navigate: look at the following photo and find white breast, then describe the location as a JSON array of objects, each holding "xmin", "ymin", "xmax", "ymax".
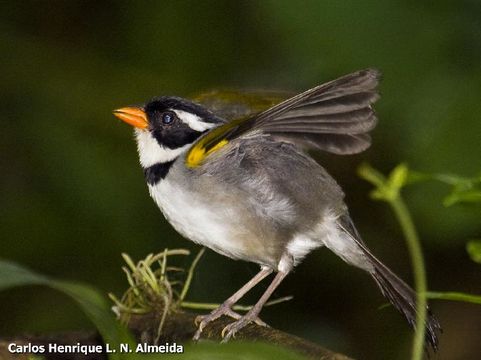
[{"xmin": 148, "ymin": 178, "xmax": 249, "ymax": 260}]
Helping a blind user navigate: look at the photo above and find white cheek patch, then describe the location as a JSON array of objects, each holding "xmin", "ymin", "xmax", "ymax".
[
  {"xmin": 134, "ymin": 129, "xmax": 190, "ymax": 168},
  {"xmin": 173, "ymin": 109, "xmax": 217, "ymax": 132}
]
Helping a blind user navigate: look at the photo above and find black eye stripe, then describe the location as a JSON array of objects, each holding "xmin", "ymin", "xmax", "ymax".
[{"xmin": 151, "ymin": 127, "xmax": 205, "ymax": 150}]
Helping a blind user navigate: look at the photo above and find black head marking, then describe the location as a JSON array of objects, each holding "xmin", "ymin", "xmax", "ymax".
[
  {"xmin": 145, "ymin": 96, "xmax": 222, "ymax": 123},
  {"xmin": 143, "ymin": 97, "xmax": 223, "ymax": 150}
]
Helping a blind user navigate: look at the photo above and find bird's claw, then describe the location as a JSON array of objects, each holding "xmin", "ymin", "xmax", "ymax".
[
  {"xmin": 221, "ymin": 314, "xmax": 268, "ymax": 342},
  {"xmin": 193, "ymin": 305, "xmax": 241, "ymax": 341}
]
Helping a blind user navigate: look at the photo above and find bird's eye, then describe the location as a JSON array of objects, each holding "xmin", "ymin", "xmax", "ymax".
[{"xmin": 162, "ymin": 112, "xmax": 175, "ymax": 125}]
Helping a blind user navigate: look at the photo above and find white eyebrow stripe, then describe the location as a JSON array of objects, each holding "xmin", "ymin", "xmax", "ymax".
[{"xmin": 172, "ymin": 109, "xmax": 217, "ymax": 132}]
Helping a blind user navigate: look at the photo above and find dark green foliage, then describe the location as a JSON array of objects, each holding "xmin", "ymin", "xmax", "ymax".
[{"xmin": 1, "ymin": 1, "xmax": 481, "ymax": 359}]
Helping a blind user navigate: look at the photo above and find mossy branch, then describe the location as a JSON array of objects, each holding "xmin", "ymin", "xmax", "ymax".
[
  {"xmin": 0, "ymin": 311, "xmax": 352, "ymax": 360},
  {"xmin": 0, "ymin": 250, "xmax": 352, "ymax": 360}
]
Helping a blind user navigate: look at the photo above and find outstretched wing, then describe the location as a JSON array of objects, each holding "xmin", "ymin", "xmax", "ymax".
[{"xmin": 186, "ymin": 69, "xmax": 381, "ymax": 168}]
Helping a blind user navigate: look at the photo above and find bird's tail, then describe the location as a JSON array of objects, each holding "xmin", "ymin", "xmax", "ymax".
[
  {"xmin": 338, "ymin": 215, "xmax": 441, "ymax": 351},
  {"xmin": 367, "ymin": 249, "xmax": 441, "ymax": 351}
]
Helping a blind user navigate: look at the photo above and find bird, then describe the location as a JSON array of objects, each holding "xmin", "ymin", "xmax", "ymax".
[{"xmin": 113, "ymin": 69, "xmax": 440, "ymax": 348}]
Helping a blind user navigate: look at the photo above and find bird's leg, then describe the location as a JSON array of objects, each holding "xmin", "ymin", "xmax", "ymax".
[
  {"xmin": 221, "ymin": 269, "xmax": 289, "ymax": 342},
  {"xmin": 193, "ymin": 267, "xmax": 273, "ymax": 340}
]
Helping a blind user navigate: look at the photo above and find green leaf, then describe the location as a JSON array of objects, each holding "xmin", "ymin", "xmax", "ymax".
[
  {"xmin": 0, "ymin": 260, "xmax": 135, "ymax": 360},
  {"xmin": 357, "ymin": 162, "xmax": 386, "ymax": 188},
  {"xmin": 388, "ymin": 163, "xmax": 409, "ymax": 191},
  {"xmin": 443, "ymin": 189, "xmax": 481, "ymax": 206},
  {"xmin": 466, "ymin": 240, "xmax": 481, "ymax": 264},
  {"xmin": 426, "ymin": 171, "xmax": 481, "ymax": 206}
]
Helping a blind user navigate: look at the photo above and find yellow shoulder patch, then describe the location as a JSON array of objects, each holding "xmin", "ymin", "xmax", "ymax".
[
  {"xmin": 186, "ymin": 138, "xmax": 229, "ymax": 168},
  {"xmin": 185, "ymin": 117, "xmax": 251, "ymax": 168},
  {"xmin": 186, "ymin": 118, "xmax": 248, "ymax": 168}
]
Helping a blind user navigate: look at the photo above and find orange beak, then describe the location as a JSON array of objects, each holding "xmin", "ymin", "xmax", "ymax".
[{"xmin": 113, "ymin": 107, "xmax": 148, "ymax": 129}]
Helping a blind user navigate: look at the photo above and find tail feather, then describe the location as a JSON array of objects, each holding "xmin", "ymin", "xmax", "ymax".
[
  {"xmin": 339, "ymin": 215, "xmax": 441, "ymax": 351},
  {"xmin": 369, "ymin": 253, "xmax": 441, "ymax": 351}
]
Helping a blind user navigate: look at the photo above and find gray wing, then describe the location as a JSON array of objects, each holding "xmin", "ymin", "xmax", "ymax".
[{"xmin": 252, "ymin": 68, "xmax": 381, "ymax": 154}]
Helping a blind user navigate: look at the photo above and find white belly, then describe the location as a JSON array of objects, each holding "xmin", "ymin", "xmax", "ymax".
[{"xmin": 148, "ymin": 178, "xmax": 371, "ymax": 272}]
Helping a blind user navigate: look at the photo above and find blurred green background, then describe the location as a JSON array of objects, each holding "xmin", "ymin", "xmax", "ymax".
[{"xmin": 1, "ymin": 1, "xmax": 480, "ymax": 359}]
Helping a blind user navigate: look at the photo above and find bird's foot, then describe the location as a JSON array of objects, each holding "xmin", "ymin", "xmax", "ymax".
[
  {"xmin": 193, "ymin": 303, "xmax": 241, "ymax": 341},
  {"xmin": 193, "ymin": 304, "xmax": 267, "ymax": 341},
  {"xmin": 221, "ymin": 312, "xmax": 268, "ymax": 342}
]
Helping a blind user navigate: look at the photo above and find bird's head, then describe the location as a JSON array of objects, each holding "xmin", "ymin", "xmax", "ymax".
[{"xmin": 113, "ymin": 97, "xmax": 223, "ymax": 168}]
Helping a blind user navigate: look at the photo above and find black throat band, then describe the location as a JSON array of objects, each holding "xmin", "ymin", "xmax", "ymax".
[{"xmin": 143, "ymin": 161, "xmax": 175, "ymax": 185}]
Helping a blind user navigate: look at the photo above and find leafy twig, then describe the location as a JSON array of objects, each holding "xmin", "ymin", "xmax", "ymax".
[
  {"xmin": 358, "ymin": 163, "xmax": 427, "ymax": 360},
  {"xmin": 408, "ymin": 170, "xmax": 481, "ymax": 207}
]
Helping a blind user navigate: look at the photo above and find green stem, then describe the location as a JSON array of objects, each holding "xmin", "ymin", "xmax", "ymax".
[
  {"xmin": 426, "ymin": 291, "xmax": 481, "ymax": 305},
  {"xmin": 390, "ymin": 197, "xmax": 427, "ymax": 360},
  {"xmin": 181, "ymin": 296, "xmax": 293, "ymax": 312},
  {"xmin": 179, "ymin": 248, "xmax": 205, "ymax": 302}
]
